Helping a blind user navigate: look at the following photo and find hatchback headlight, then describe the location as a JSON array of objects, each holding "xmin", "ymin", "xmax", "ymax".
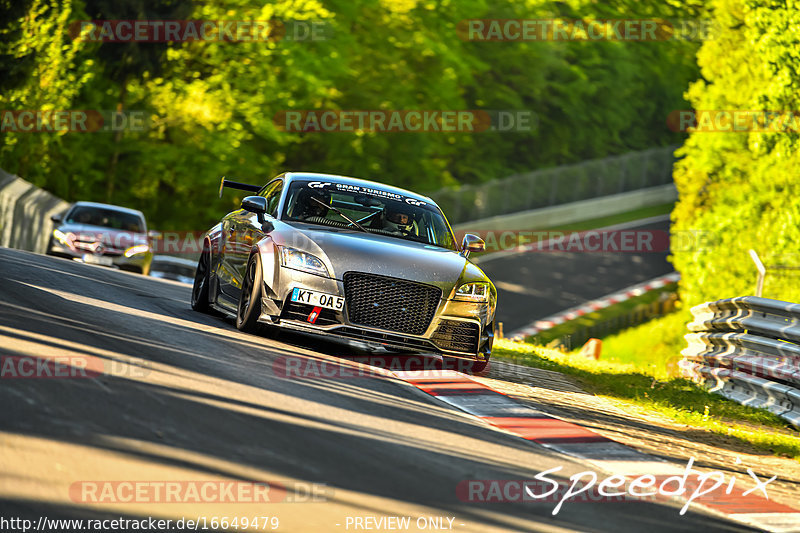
[
  {"xmin": 454, "ymin": 282, "xmax": 489, "ymax": 302},
  {"xmin": 124, "ymin": 244, "xmax": 151, "ymax": 257},
  {"xmin": 53, "ymin": 229, "xmax": 75, "ymax": 246},
  {"xmin": 280, "ymin": 247, "xmax": 329, "ymax": 277}
]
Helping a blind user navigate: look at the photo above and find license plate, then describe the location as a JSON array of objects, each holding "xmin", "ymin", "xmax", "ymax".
[
  {"xmin": 291, "ymin": 288, "xmax": 344, "ymax": 311},
  {"xmin": 82, "ymin": 254, "xmax": 114, "ymax": 266}
]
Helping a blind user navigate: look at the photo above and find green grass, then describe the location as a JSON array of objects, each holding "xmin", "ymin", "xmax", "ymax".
[
  {"xmin": 551, "ymin": 202, "xmax": 673, "ymax": 233},
  {"xmin": 471, "ymin": 202, "xmax": 674, "ymax": 259},
  {"xmin": 598, "ymin": 309, "xmax": 693, "ymax": 379},
  {"xmin": 494, "ymin": 337, "xmax": 800, "ymax": 460}
]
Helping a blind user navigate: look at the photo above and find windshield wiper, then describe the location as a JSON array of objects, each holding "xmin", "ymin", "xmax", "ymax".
[{"xmin": 310, "ymin": 197, "xmax": 368, "ymax": 233}]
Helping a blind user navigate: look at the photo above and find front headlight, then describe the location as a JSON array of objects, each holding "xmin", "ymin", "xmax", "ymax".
[
  {"xmin": 124, "ymin": 244, "xmax": 150, "ymax": 257},
  {"xmin": 453, "ymin": 282, "xmax": 489, "ymax": 302},
  {"xmin": 280, "ymin": 246, "xmax": 329, "ymax": 277},
  {"xmin": 53, "ymin": 229, "xmax": 75, "ymax": 246}
]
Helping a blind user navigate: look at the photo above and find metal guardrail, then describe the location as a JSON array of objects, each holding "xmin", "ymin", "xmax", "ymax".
[
  {"xmin": 428, "ymin": 146, "xmax": 676, "ymax": 225},
  {"xmin": 680, "ymin": 296, "xmax": 800, "ymax": 429},
  {"xmin": 0, "ymin": 168, "xmax": 69, "ymax": 254}
]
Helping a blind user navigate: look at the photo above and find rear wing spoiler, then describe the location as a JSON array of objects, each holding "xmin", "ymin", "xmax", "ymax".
[{"xmin": 219, "ymin": 176, "xmax": 261, "ymax": 198}]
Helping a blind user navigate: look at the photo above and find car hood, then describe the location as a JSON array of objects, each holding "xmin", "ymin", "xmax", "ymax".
[
  {"xmin": 56, "ymin": 223, "xmax": 148, "ymax": 249},
  {"xmin": 277, "ymin": 223, "xmax": 489, "ymax": 290}
]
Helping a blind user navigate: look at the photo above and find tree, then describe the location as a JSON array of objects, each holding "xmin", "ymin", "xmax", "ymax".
[{"xmin": 672, "ymin": 0, "xmax": 800, "ymax": 304}]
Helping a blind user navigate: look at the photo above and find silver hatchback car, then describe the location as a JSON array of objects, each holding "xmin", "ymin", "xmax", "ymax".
[{"xmin": 47, "ymin": 201, "xmax": 154, "ymax": 275}]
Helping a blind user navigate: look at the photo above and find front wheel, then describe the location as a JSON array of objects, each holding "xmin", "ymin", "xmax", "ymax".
[
  {"xmin": 443, "ymin": 356, "xmax": 489, "ymax": 375},
  {"xmin": 191, "ymin": 247, "xmax": 211, "ymax": 313},
  {"xmin": 470, "ymin": 358, "xmax": 489, "ymax": 375},
  {"xmin": 236, "ymin": 253, "xmax": 263, "ymax": 332}
]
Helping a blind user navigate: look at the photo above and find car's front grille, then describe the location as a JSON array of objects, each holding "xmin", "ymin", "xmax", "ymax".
[
  {"xmin": 343, "ymin": 272, "xmax": 441, "ymax": 335},
  {"xmin": 431, "ymin": 320, "xmax": 480, "ymax": 353},
  {"xmin": 73, "ymin": 241, "xmax": 123, "ymax": 256},
  {"xmin": 280, "ymin": 299, "xmax": 340, "ymax": 326}
]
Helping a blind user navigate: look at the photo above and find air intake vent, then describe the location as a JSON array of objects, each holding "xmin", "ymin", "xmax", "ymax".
[{"xmin": 431, "ymin": 320, "xmax": 480, "ymax": 353}]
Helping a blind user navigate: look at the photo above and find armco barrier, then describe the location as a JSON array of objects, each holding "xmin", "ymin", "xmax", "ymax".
[
  {"xmin": 0, "ymin": 168, "xmax": 69, "ymax": 254},
  {"xmin": 430, "ymin": 146, "xmax": 676, "ymax": 225},
  {"xmin": 680, "ymin": 296, "xmax": 800, "ymax": 429}
]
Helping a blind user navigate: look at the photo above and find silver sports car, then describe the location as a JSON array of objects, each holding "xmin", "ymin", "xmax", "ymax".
[{"xmin": 191, "ymin": 172, "xmax": 496, "ymax": 371}]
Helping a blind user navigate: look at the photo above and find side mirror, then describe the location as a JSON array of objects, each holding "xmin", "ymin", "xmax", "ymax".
[
  {"xmin": 241, "ymin": 196, "xmax": 268, "ymax": 214},
  {"xmin": 50, "ymin": 214, "xmax": 62, "ymax": 223},
  {"xmin": 460, "ymin": 233, "xmax": 485, "ymax": 258},
  {"xmin": 147, "ymin": 230, "xmax": 162, "ymax": 240},
  {"xmin": 242, "ymin": 196, "xmax": 270, "ymax": 227}
]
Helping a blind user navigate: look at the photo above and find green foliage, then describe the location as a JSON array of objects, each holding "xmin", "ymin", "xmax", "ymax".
[
  {"xmin": 1, "ymin": 0, "xmax": 701, "ymax": 230},
  {"xmin": 0, "ymin": 0, "xmax": 96, "ymax": 192},
  {"xmin": 672, "ymin": 0, "xmax": 800, "ymax": 306}
]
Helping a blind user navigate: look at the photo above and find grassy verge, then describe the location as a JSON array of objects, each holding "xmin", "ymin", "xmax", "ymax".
[
  {"xmin": 470, "ymin": 202, "xmax": 674, "ymax": 261},
  {"xmin": 553, "ymin": 202, "xmax": 673, "ymax": 233},
  {"xmin": 598, "ymin": 309, "xmax": 693, "ymax": 379},
  {"xmin": 494, "ymin": 336, "xmax": 800, "ymax": 460},
  {"xmin": 526, "ymin": 284, "xmax": 678, "ymax": 347}
]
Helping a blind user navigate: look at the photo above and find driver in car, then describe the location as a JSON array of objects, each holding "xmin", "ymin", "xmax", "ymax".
[
  {"xmin": 295, "ymin": 189, "xmax": 331, "ymax": 221},
  {"xmin": 383, "ymin": 205, "xmax": 413, "ymax": 235}
]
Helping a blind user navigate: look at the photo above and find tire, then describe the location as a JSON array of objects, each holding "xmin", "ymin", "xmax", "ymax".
[
  {"xmin": 120, "ymin": 265, "xmax": 144, "ymax": 275},
  {"xmin": 236, "ymin": 253, "xmax": 263, "ymax": 332},
  {"xmin": 191, "ymin": 246, "xmax": 211, "ymax": 313},
  {"xmin": 470, "ymin": 358, "xmax": 489, "ymax": 375},
  {"xmin": 444, "ymin": 356, "xmax": 489, "ymax": 375}
]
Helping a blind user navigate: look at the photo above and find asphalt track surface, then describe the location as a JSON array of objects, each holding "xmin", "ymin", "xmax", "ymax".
[
  {"xmin": 0, "ymin": 247, "xmax": 756, "ymax": 532},
  {"xmin": 476, "ymin": 217, "xmax": 674, "ymax": 333}
]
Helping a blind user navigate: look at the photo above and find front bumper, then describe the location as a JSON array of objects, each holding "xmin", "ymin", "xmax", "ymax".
[
  {"xmin": 48, "ymin": 240, "xmax": 153, "ymax": 274},
  {"xmin": 258, "ymin": 266, "xmax": 494, "ymax": 361}
]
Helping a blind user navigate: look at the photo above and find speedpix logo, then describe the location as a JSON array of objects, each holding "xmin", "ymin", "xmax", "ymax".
[{"xmin": 458, "ymin": 458, "xmax": 777, "ymax": 516}]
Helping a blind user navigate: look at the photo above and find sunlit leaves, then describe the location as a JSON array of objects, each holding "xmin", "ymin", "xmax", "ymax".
[{"xmin": 672, "ymin": 0, "xmax": 800, "ymax": 305}]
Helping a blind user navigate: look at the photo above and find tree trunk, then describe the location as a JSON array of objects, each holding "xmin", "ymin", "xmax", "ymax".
[{"xmin": 105, "ymin": 77, "xmax": 128, "ymax": 202}]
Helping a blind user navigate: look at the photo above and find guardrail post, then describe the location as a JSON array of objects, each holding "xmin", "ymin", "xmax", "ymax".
[
  {"xmin": 548, "ymin": 172, "xmax": 558, "ymax": 206},
  {"xmin": 749, "ymin": 249, "xmax": 766, "ymax": 297}
]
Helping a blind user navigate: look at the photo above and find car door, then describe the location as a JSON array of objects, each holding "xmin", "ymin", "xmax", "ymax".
[
  {"xmin": 226, "ymin": 179, "xmax": 284, "ymax": 299},
  {"xmin": 216, "ymin": 211, "xmax": 245, "ymax": 301}
]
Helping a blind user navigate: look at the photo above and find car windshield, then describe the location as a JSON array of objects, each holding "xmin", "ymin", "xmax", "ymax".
[
  {"xmin": 65, "ymin": 206, "xmax": 144, "ymax": 233},
  {"xmin": 282, "ymin": 181, "xmax": 457, "ymax": 250}
]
